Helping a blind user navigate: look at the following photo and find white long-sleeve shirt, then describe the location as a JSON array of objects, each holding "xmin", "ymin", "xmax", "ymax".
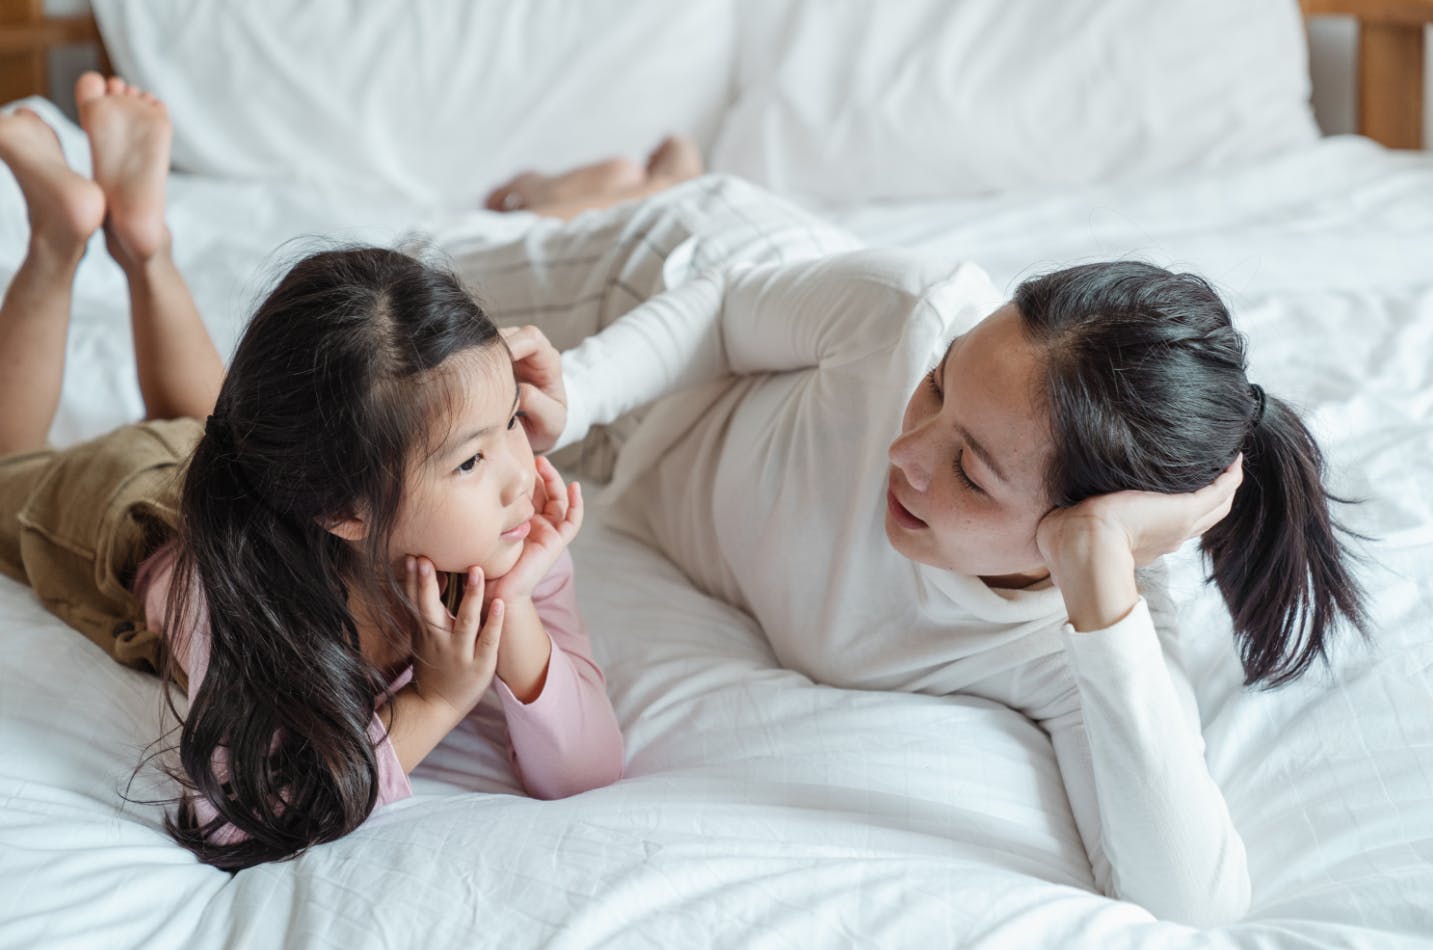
[{"xmin": 449, "ymin": 176, "xmax": 1251, "ymax": 925}]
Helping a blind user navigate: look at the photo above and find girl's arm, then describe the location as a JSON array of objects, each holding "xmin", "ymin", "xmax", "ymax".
[
  {"xmin": 1034, "ymin": 462, "xmax": 1251, "ymax": 926},
  {"xmin": 493, "ymin": 550, "xmax": 625, "ymax": 798}
]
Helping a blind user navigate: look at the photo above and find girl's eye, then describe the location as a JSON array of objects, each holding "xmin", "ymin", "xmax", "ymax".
[
  {"xmin": 507, "ymin": 413, "xmax": 519, "ymax": 431},
  {"xmin": 954, "ymin": 449, "xmax": 985, "ymax": 495},
  {"xmin": 457, "ymin": 453, "xmax": 483, "ymax": 474}
]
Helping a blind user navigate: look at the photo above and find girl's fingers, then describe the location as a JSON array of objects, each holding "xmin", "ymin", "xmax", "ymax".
[
  {"xmin": 453, "ymin": 567, "xmax": 485, "ymax": 649},
  {"xmin": 560, "ymin": 481, "xmax": 584, "ymax": 540},
  {"xmin": 473, "ymin": 598, "xmax": 505, "ymax": 667},
  {"xmin": 535, "ymin": 455, "xmax": 568, "ymax": 520},
  {"xmin": 415, "ymin": 557, "xmax": 450, "ymax": 631}
]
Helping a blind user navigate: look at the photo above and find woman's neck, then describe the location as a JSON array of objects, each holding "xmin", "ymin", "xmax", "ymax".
[{"xmin": 981, "ymin": 568, "xmax": 1052, "ymax": 590}]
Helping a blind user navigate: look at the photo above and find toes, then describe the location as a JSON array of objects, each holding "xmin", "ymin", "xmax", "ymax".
[
  {"xmin": 485, "ymin": 175, "xmax": 533, "ymax": 212},
  {"xmin": 106, "ymin": 76, "xmax": 125, "ymax": 95},
  {"xmin": 484, "ymin": 183, "xmax": 516, "ymax": 212},
  {"xmin": 75, "ymin": 71, "xmax": 106, "ymax": 105}
]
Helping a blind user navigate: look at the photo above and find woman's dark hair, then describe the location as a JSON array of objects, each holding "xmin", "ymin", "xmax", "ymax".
[
  {"xmin": 163, "ymin": 246, "xmax": 501, "ymax": 870},
  {"xmin": 1014, "ymin": 261, "xmax": 1367, "ymax": 688}
]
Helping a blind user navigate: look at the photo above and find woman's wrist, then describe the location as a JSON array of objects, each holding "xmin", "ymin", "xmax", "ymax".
[{"xmin": 1045, "ymin": 520, "xmax": 1140, "ymax": 632}]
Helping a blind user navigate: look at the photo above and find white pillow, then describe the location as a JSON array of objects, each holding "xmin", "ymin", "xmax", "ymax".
[
  {"xmin": 709, "ymin": 0, "xmax": 1320, "ymax": 203},
  {"xmin": 91, "ymin": 0, "xmax": 735, "ymax": 205}
]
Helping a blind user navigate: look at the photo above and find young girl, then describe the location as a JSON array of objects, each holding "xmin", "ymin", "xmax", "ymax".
[
  {"xmin": 449, "ymin": 172, "xmax": 1368, "ymax": 927},
  {"xmin": 0, "ymin": 75, "xmax": 623, "ymax": 872}
]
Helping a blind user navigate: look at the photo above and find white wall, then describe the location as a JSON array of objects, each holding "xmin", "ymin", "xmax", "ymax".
[{"xmin": 37, "ymin": 1, "xmax": 1433, "ymax": 149}]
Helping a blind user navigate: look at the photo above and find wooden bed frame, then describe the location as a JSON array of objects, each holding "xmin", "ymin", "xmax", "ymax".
[{"xmin": 0, "ymin": 0, "xmax": 1429, "ymax": 149}]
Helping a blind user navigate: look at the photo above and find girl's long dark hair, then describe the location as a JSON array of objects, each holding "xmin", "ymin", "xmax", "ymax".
[
  {"xmin": 1014, "ymin": 261, "xmax": 1368, "ymax": 687},
  {"xmin": 164, "ymin": 247, "xmax": 500, "ymax": 870}
]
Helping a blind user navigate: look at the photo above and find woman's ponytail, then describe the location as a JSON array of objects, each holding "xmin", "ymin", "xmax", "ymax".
[
  {"xmin": 1201, "ymin": 389, "xmax": 1369, "ymax": 687},
  {"xmin": 1015, "ymin": 261, "xmax": 1369, "ymax": 691}
]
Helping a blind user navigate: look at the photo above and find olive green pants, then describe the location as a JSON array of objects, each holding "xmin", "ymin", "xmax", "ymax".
[{"xmin": 0, "ymin": 417, "xmax": 201, "ymax": 675}]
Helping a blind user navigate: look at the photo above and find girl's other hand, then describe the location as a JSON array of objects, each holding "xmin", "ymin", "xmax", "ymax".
[
  {"xmin": 404, "ymin": 555, "xmax": 505, "ymax": 718},
  {"xmin": 501, "ymin": 325, "xmax": 567, "ymax": 453},
  {"xmin": 488, "ymin": 455, "xmax": 583, "ymax": 603}
]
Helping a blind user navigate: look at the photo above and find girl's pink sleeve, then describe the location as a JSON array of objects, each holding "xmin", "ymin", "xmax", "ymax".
[{"xmin": 492, "ymin": 550, "xmax": 625, "ymax": 798}]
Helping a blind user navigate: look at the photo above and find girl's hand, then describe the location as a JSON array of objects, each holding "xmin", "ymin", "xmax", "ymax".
[
  {"xmin": 404, "ymin": 556, "xmax": 505, "ymax": 717},
  {"xmin": 1035, "ymin": 457, "xmax": 1243, "ymax": 631},
  {"xmin": 488, "ymin": 455, "xmax": 584, "ymax": 604},
  {"xmin": 501, "ymin": 325, "xmax": 567, "ymax": 453}
]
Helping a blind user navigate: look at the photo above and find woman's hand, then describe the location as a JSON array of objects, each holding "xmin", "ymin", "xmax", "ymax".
[
  {"xmin": 1036, "ymin": 457, "xmax": 1243, "ymax": 630},
  {"xmin": 501, "ymin": 325, "xmax": 567, "ymax": 453},
  {"xmin": 404, "ymin": 555, "xmax": 505, "ymax": 718},
  {"xmin": 487, "ymin": 454, "xmax": 584, "ymax": 605}
]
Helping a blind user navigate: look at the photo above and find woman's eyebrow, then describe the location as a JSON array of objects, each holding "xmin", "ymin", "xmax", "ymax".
[{"xmin": 956, "ymin": 425, "xmax": 1008, "ymax": 483}]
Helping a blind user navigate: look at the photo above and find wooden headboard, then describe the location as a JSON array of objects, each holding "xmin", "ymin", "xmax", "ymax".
[{"xmin": 0, "ymin": 0, "xmax": 1429, "ymax": 148}]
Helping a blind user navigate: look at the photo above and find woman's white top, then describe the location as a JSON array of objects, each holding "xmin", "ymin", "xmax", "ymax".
[{"xmin": 550, "ymin": 241, "xmax": 1250, "ymax": 926}]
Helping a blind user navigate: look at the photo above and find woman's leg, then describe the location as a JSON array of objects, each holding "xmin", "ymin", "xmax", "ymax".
[
  {"xmin": 484, "ymin": 135, "xmax": 706, "ymax": 220},
  {"xmin": 0, "ymin": 109, "xmax": 105, "ymax": 456},
  {"xmin": 76, "ymin": 72, "xmax": 224, "ymax": 421}
]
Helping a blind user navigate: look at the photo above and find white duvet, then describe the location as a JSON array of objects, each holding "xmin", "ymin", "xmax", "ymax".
[{"xmin": 0, "ymin": 101, "xmax": 1429, "ymax": 948}]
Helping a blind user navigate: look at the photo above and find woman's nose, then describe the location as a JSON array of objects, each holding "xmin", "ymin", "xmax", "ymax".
[{"xmin": 889, "ymin": 429, "xmax": 932, "ymax": 493}]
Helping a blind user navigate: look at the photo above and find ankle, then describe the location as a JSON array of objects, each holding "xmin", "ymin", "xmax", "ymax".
[
  {"xmin": 110, "ymin": 226, "xmax": 173, "ymax": 279},
  {"xmin": 24, "ymin": 233, "xmax": 88, "ymax": 274}
]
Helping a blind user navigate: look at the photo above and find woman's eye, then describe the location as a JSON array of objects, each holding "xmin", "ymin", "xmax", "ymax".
[
  {"xmin": 507, "ymin": 414, "xmax": 519, "ymax": 431},
  {"xmin": 457, "ymin": 453, "xmax": 483, "ymax": 474},
  {"xmin": 926, "ymin": 370, "xmax": 942, "ymax": 398},
  {"xmin": 954, "ymin": 450, "xmax": 985, "ymax": 494}
]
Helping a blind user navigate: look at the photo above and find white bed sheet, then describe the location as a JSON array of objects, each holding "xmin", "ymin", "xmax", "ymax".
[{"xmin": 0, "ymin": 101, "xmax": 1430, "ymax": 948}]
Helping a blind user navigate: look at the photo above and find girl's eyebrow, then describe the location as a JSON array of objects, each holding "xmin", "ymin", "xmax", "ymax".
[{"xmin": 439, "ymin": 385, "xmax": 521, "ymax": 462}]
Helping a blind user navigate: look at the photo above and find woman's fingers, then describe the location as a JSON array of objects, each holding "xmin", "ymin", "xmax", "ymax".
[{"xmin": 518, "ymin": 382, "xmax": 567, "ymax": 449}]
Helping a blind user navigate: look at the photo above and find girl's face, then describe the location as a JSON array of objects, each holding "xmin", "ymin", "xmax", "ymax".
[
  {"xmin": 885, "ymin": 303, "xmax": 1056, "ymax": 587},
  {"xmin": 390, "ymin": 347, "xmax": 537, "ymax": 579}
]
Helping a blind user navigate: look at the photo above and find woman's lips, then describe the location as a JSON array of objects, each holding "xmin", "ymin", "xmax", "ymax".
[
  {"xmin": 501, "ymin": 520, "xmax": 532, "ymax": 542},
  {"xmin": 886, "ymin": 486, "xmax": 928, "ymax": 530}
]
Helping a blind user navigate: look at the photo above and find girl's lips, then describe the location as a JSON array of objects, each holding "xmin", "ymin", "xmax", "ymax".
[
  {"xmin": 886, "ymin": 486, "xmax": 929, "ymax": 530},
  {"xmin": 501, "ymin": 519, "xmax": 532, "ymax": 541}
]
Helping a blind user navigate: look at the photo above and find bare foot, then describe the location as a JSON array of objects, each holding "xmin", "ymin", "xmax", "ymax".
[
  {"xmin": 485, "ymin": 156, "xmax": 645, "ymax": 213},
  {"xmin": 0, "ymin": 108, "xmax": 104, "ymax": 257},
  {"xmin": 75, "ymin": 71, "xmax": 172, "ymax": 265},
  {"xmin": 645, "ymin": 135, "xmax": 704, "ymax": 185}
]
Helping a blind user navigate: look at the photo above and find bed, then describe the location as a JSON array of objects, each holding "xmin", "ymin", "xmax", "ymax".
[{"xmin": 1, "ymin": 2, "xmax": 1431, "ymax": 947}]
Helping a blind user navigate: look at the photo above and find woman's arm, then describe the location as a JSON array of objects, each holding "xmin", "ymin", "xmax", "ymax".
[
  {"xmin": 1034, "ymin": 461, "xmax": 1251, "ymax": 925},
  {"xmin": 1043, "ymin": 594, "xmax": 1251, "ymax": 926},
  {"xmin": 545, "ymin": 251, "xmax": 996, "ymax": 453}
]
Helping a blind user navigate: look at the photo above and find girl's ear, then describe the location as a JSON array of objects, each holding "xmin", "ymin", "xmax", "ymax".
[{"xmin": 320, "ymin": 509, "xmax": 368, "ymax": 542}]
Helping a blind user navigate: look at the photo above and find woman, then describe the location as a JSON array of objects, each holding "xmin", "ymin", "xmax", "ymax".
[{"xmin": 453, "ymin": 171, "xmax": 1366, "ymax": 926}]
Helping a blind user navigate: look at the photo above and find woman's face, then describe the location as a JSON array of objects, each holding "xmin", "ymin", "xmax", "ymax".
[{"xmin": 885, "ymin": 303, "xmax": 1055, "ymax": 586}]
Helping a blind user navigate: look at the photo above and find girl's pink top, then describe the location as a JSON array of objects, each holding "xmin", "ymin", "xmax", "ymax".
[{"xmin": 134, "ymin": 543, "xmax": 624, "ymax": 845}]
